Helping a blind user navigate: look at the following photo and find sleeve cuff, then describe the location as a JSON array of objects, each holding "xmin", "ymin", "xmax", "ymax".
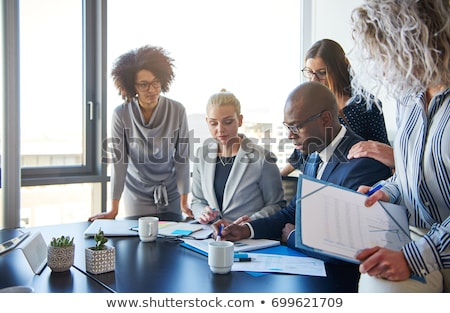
[{"xmin": 245, "ymin": 222, "xmax": 255, "ymax": 239}]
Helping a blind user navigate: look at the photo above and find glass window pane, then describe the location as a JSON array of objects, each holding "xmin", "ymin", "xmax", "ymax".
[
  {"xmin": 19, "ymin": 0, "xmax": 83, "ymax": 168},
  {"xmin": 21, "ymin": 183, "xmax": 100, "ymax": 227}
]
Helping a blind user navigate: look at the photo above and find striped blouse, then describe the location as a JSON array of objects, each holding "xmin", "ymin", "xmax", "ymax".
[{"xmin": 382, "ymin": 88, "xmax": 450, "ymax": 277}]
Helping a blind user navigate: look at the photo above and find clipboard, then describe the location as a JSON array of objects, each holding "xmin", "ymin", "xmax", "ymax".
[{"xmin": 295, "ymin": 176, "xmax": 411, "ymax": 264}]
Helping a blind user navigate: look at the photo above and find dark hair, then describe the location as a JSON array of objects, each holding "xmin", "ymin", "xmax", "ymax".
[
  {"xmin": 111, "ymin": 45, "xmax": 175, "ymax": 102},
  {"xmin": 305, "ymin": 39, "xmax": 352, "ymax": 99}
]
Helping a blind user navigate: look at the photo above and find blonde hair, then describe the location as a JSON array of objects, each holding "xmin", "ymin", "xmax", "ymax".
[
  {"xmin": 206, "ymin": 88, "xmax": 241, "ymax": 115},
  {"xmin": 350, "ymin": 0, "xmax": 450, "ymax": 100}
]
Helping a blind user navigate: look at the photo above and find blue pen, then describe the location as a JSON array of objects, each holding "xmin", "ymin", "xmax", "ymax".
[
  {"xmin": 367, "ymin": 180, "xmax": 385, "ymax": 196},
  {"xmin": 216, "ymin": 223, "xmax": 224, "ymax": 241}
]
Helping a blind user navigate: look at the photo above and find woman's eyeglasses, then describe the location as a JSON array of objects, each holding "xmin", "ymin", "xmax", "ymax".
[
  {"xmin": 301, "ymin": 67, "xmax": 327, "ymax": 80},
  {"xmin": 135, "ymin": 79, "xmax": 161, "ymax": 92}
]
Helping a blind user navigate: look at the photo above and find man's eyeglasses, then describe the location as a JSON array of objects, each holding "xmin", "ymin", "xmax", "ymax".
[
  {"xmin": 135, "ymin": 79, "xmax": 161, "ymax": 92},
  {"xmin": 283, "ymin": 111, "xmax": 325, "ymax": 135},
  {"xmin": 301, "ymin": 67, "xmax": 327, "ymax": 80}
]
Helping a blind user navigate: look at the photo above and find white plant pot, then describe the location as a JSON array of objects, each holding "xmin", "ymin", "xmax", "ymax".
[
  {"xmin": 47, "ymin": 245, "xmax": 75, "ymax": 272},
  {"xmin": 85, "ymin": 246, "xmax": 115, "ymax": 274}
]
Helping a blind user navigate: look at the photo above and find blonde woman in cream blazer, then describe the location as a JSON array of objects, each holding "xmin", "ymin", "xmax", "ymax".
[{"xmin": 191, "ymin": 89, "xmax": 285, "ymax": 224}]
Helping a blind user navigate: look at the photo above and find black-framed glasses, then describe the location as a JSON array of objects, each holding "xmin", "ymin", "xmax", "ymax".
[
  {"xmin": 301, "ymin": 67, "xmax": 327, "ymax": 80},
  {"xmin": 135, "ymin": 79, "xmax": 161, "ymax": 92},
  {"xmin": 283, "ymin": 111, "xmax": 325, "ymax": 135}
]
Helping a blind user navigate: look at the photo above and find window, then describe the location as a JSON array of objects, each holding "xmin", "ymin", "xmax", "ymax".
[
  {"xmin": 20, "ymin": 0, "xmax": 84, "ymax": 169},
  {"xmin": 14, "ymin": 0, "xmax": 106, "ymax": 227}
]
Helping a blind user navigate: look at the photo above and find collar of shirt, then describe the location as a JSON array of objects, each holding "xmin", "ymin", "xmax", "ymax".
[{"xmin": 316, "ymin": 126, "xmax": 347, "ymax": 179}]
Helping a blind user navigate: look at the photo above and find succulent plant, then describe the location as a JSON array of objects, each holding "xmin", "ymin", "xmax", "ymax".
[
  {"xmin": 93, "ymin": 228, "xmax": 108, "ymax": 250},
  {"xmin": 50, "ymin": 235, "xmax": 74, "ymax": 247}
]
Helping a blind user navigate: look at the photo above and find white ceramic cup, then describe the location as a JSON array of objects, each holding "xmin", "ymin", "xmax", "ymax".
[
  {"xmin": 138, "ymin": 216, "xmax": 159, "ymax": 242},
  {"xmin": 208, "ymin": 241, "xmax": 234, "ymax": 274}
]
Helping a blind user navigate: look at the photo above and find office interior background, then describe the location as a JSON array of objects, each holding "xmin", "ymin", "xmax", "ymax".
[{"xmin": 0, "ymin": 0, "xmax": 397, "ymax": 229}]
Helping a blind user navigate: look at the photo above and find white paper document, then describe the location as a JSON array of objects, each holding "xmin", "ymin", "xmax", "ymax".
[
  {"xmin": 296, "ymin": 176, "xmax": 411, "ymax": 263},
  {"xmin": 231, "ymin": 253, "xmax": 326, "ymax": 277}
]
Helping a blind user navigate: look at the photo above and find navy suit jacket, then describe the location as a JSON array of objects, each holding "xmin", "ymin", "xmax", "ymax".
[{"xmin": 250, "ymin": 128, "xmax": 392, "ymax": 248}]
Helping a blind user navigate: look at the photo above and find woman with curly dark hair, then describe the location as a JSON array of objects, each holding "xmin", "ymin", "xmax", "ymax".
[{"xmin": 89, "ymin": 45, "xmax": 193, "ymax": 222}]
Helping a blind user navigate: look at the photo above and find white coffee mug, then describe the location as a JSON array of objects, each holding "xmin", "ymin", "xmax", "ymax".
[
  {"xmin": 208, "ymin": 241, "xmax": 234, "ymax": 274},
  {"xmin": 138, "ymin": 216, "xmax": 159, "ymax": 242}
]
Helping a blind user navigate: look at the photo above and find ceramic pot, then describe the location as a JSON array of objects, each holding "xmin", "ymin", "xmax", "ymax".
[
  {"xmin": 47, "ymin": 245, "xmax": 75, "ymax": 272},
  {"xmin": 85, "ymin": 246, "xmax": 115, "ymax": 274}
]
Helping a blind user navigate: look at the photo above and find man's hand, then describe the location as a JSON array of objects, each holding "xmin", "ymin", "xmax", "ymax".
[
  {"xmin": 212, "ymin": 219, "xmax": 251, "ymax": 241},
  {"xmin": 281, "ymin": 223, "xmax": 295, "ymax": 243}
]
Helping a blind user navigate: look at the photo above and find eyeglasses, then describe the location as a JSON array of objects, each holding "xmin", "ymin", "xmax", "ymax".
[
  {"xmin": 135, "ymin": 79, "xmax": 161, "ymax": 92},
  {"xmin": 283, "ymin": 111, "xmax": 325, "ymax": 135},
  {"xmin": 301, "ymin": 67, "xmax": 327, "ymax": 80}
]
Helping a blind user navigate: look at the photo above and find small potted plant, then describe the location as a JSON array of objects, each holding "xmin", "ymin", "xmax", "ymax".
[
  {"xmin": 47, "ymin": 235, "xmax": 75, "ymax": 272},
  {"xmin": 85, "ymin": 228, "xmax": 115, "ymax": 274}
]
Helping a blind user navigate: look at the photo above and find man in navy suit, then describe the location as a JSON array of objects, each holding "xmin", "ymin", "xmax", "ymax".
[{"xmin": 214, "ymin": 81, "xmax": 392, "ymax": 254}]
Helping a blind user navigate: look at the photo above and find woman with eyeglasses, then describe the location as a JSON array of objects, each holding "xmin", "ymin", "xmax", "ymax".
[
  {"xmin": 280, "ymin": 39, "xmax": 393, "ymax": 177},
  {"xmin": 88, "ymin": 45, "xmax": 193, "ymax": 222}
]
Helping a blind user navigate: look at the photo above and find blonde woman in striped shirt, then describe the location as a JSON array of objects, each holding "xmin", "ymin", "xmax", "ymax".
[{"xmin": 350, "ymin": 0, "xmax": 449, "ymax": 292}]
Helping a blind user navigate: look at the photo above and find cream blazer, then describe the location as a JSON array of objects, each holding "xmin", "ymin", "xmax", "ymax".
[{"xmin": 191, "ymin": 135, "xmax": 285, "ymax": 222}]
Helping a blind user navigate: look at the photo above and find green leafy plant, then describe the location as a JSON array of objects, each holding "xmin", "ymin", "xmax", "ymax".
[
  {"xmin": 50, "ymin": 235, "xmax": 74, "ymax": 247},
  {"xmin": 93, "ymin": 228, "xmax": 108, "ymax": 250}
]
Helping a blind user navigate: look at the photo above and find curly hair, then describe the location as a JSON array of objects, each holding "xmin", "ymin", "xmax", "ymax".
[
  {"xmin": 350, "ymin": 0, "xmax": 450, "ymax": 100},
  {"xmin": 111, "ymin": 45, "xmax": 175, "ymax": 102},
  {"xmin": 305, "ymin": 39, "xmax": 352, "ymax": 100}
]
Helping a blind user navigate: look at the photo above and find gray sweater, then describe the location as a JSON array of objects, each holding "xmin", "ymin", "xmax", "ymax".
[{"xmin": 109, "ymin": 96, "xmax": 190, "ymax": 217}]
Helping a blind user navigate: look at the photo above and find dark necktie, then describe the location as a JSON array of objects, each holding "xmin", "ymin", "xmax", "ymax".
[{"xmin": 303, "ymin": 152, "xmax": 322, "ymax": 178}]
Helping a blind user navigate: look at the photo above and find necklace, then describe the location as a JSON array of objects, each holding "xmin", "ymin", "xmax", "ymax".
[{"xmin": 218, "ymin": 155, "xmax": 235, "ymax": 166}]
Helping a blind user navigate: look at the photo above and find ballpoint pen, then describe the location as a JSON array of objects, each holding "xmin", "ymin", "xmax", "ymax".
[
  {"xmin": 216, "ymin": 223, "xmax": 224, "ymax": 241},
  {"xmin": 367, "ymin": 180, "xmax": 385, "ymax": 196}
]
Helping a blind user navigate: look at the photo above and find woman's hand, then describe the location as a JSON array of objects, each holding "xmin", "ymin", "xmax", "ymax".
[
  {"xmin": 356, "ymin": 185, "xmax": 390, "ymax": 206},
  {"xmin": 356, "ymin": 246, "xmax": 412, "ymax": 281},
  {"xmin": 181, "ymin": 205, "xmax": 194, "ymax": 219},
  {"xmin": 88, "ymin": 210, "xmax": 117, "ymax": 222},
  {"xmin": 348, "ymin": 140, "xmax": 395, "ymax": 169},
  {"xmin": 198, "ymin": 206, "xmax": 219, "ymax": 224}
]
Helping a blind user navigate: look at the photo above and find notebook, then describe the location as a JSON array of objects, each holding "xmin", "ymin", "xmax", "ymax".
[
  {"xmin": 158, "ymin": 222, "xmax": 209, "ymax": 237},
  {"xmin": 181, "ymin": 238, "xmax": 280, "ymax": 256},
  {"xmin": 83, "ymin": 219, "xmax": 139, "ymax": 237},
  {"xmin": 84, "ymin": 219, "xmax": 211, "ymax": 239}
]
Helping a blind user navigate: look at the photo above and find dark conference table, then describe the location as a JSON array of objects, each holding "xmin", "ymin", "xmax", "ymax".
[{"xmin": 1, "ymin": 221, "xmax": 360, "ymax": 293}]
